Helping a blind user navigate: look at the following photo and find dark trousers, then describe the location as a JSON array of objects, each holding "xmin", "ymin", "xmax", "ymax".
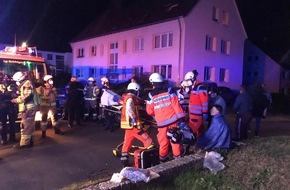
[
  {"xmin": 0, "ymin": 106, "xmax": 17, "ymax": 142},
  {"xmin": 235, "ymin": 112, "xmax": 252, "ymax": 140}
]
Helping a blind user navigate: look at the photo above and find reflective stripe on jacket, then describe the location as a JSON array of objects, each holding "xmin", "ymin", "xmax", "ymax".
[
  {"xmin": 189, "ymin": 84, "xmax": 208, "ymax": 115},
  {"xmin": 146, "ymin": 89, "xmax": 185, "ymax": 127},
  {"xmin": 120, "ymin": 93, "xmax": 142, "ymax": 129}
]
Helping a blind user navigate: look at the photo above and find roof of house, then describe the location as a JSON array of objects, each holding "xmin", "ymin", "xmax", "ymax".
[{"xmin": 71, "ymin": 0, "xmax": 198, "ymax": 43}]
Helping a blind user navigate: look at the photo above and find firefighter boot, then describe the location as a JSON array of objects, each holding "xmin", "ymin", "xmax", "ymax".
[
  {"xmin": 41, "ymin": 131, "xmax": 46, "ymax": 138},
  {"xmin": 55, "ymin": 128, "xmax": 64, "ymax": 135}
]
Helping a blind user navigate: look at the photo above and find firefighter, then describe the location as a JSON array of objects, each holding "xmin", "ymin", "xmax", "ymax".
[
  {"xmin": 186, "ymin": 70, "xmax": 208, "ymax": 136},
  {"xmin": 84, "ymin": 77, "xmax": 100, "ymax": 121},
  {"xmin": 119, "ymin": 82, "xmax": 154, "ymax": 166},
  {"xmin": 11, "ymin": 71, "xmax": 40, "ymax": 149},
  {"xmin": 36, "ymin": 75, "xmax": 63, "ymax": 138},
  {"xmin": 0, "ymin": 78, "xmax": 18, "ymax": 145},
  {"xmin": 146, "ymin": 73, "xmax": 185, "ymax": 162}
]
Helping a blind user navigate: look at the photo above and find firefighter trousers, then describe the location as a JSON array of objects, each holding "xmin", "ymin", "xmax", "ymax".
[
  {"xmin": 157, "ymin": 121, "xmax": 181, "ymax": 162},
  {"xmin": 20, "ymin": 107, "xmax": 37, "ymax": 146},
  {"xmin": 121, "ymin": 128, "xmax": 153, "ymax": 153}
]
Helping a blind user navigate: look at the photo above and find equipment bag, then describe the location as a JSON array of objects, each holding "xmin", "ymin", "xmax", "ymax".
[{"xmin": 134, "ymin": 148, "xmax": 160, "ymax": 169}]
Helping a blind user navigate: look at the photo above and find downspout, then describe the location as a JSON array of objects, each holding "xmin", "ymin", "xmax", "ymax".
[{"xmin": 177, "ymin": 16, "xmax": 182, "ymax": 85}]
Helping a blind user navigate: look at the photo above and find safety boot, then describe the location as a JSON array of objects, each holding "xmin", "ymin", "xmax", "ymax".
[
  {"xmin": 41, "ymin": 131, "xmax": 46, "ymax": 138},
  {"xmin": 55, "ymin": 128, "xmax": 64, "ymax": 135}
]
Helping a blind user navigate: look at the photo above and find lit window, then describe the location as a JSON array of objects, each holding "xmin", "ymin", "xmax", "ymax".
[
  {"xmin": 134, "ymin": 37, "xmax": 144, "ymax": 52},
  {"xmin": 123, "ymin": 40, "xmax": 127, "ymax": 54},
  {"xmin": 100, "ymin": 44, "xmax": 104, "ymax": 56},
  {"xmin": 204, "ymin": 66, "xmax": 215, "ymax": 81},
  {"xmin": 221, "ymin": 10, "xmax": 229, "ymax": 25},
  {"xmin": 220, "ymin": 68, "xmax": 229, "ymax": 82},
  {"xmin": 212, "ymin": 6, "xmax": 220, "ymax": 22},
  {"xmin": 221, "ymin": 39, "xmax": 231, "ymax": 55},
  {"xmin": 154, "ymin": 32, "xmax": 173, "ymax": 49},
  {"xmin": 109, "ymin": 42, "xmax": 118, "ymax": 79},
  {"xmin": 205, "ymin": 35, "xmax": 217, "ymax": 52}
]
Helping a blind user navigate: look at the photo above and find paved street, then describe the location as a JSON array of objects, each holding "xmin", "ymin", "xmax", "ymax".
[
  {"xmin": 0, "ymin": 121, "xmax": 126, "ymax": 190},
  {"xmin": 0, "ymin": 114, "xmax": 289, "ymax": 190}
]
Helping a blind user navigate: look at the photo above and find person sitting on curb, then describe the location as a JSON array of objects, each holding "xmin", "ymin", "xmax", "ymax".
[{"xmin": 195, "ymin": 104, "xmax": 232, "ymax": 151}]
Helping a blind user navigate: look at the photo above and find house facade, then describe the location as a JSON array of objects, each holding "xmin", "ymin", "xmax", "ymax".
[
  {"xmin": 243, "ymin": 39, "xmax": 281, "ymax": 93},
  {"xmin": 70, "ymin": 0, "xmax": 247, "ymax": 90}
]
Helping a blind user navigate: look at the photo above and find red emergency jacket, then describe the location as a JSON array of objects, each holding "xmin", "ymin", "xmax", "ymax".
[
  {"xmin": 120, "ymin": 93, "xmax": 142, "ymax": 129},
  {"xmin": 146, "ymin": 88, "xmax": 185, "ymax": 127},
  {"xmin": 189, "ymin": 82, "xmax": 208, "ymax": 115}
]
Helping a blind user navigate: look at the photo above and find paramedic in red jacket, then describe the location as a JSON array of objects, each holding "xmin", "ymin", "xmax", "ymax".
[
  {"xmin": 119, "ymin": 82, "xmax": 154, "ymax": 166},
  {"xmin": 146, "ymin": 73, "xmax": 185, "ymax": 163},
  {"xmin": 185, "ymin": 70, "xmax": 208, "ymax": 136}
]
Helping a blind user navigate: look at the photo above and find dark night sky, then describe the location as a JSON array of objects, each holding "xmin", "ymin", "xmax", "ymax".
[{"xmin": 0, "ymin": 0, "xmax": 289, "ymax": 62}]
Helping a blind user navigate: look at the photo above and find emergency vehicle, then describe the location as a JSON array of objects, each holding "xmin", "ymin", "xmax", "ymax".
[
  {"xmin": 0, "ymin": 44, "xmax": 47, "ymax": 79},
  {"xmin": 0, "ymin": 44, "xmax": 50, "ymax": 123}
]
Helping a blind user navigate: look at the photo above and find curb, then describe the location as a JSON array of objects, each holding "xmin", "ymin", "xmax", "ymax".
[{"xmin": 84, "ymin": 154, "xmax": 204, "ymax": 190}]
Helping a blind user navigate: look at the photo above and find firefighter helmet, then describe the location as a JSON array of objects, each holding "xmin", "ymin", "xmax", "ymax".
[
  {"xmin": 149, "ymin": 73, "xmax": 164, "ymax": 83},
  {"xmin": 88, "ymin": 77, "xmax": 95, "ymax": 82},
  {"xmin": 184, "ymin": 70, "xmax": 198, "ymax": 81},
  {"xmin": 127, "ymin": 82, "xmax": 140, "ymax": 91},
  {"xmin": 101, "ymin": 77, "xmax": 109, "ymax": 83},
  {"xmin": 180, "ymin": 80, "xmax": 191, "ymax": 87},
  {"xmin": 12, "ymin": 71, "xmax": 27, "ymax": 82},
  {"xmin": 44, "ymin": 75, "xmax": 53, "ymax": 82}
]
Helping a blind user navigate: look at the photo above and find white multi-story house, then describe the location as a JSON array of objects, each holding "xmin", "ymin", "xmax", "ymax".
[
  {"xmin": 70, "ymin": 0, "xmax": 247, "ymax": 90},
  {"xmin": 37, "ymin": 50, "xmax": 72, "ymax": 75}
]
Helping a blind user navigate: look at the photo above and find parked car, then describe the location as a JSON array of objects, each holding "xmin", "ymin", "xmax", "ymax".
[
  {"xmin": 197, "ymin": 82, "xmax": 238, "ymax": 107},
  {"xmin": 218, "ymin": 86, "xmax": 238, "ymax": 107}
]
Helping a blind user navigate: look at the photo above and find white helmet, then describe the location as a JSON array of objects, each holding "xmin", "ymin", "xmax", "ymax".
[
  {"xmin": 184, "ymin": 70, "xmax": 198, "ymax": 80},
  {"xmin": 149, "ymin": 73, "xmax": 164, "ymax": 83},
  {"xmin": 44, "ymin": 75, "xmax": 53, "ymax": 82},
  {"xmin": 181, "ymin": 80, "xmax": 191, "ymax": 87},
  {"xmin": 12, "ymin": 71, "xmax": 27, "ymax": 82},
  {"xmin": 127, "ymin": 82, "xmax": 140, "ymax": 91},
  {"xmin": 101, "ymin": 77, "xmax": 109, "ymax": 83},
  {"xmin": 88, "ymin": 77, "xmax": 95, "ymax": 82}
]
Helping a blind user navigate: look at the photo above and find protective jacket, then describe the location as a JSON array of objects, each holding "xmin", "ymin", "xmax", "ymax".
[
  {"xmin": 189, "ymin": 84, "xmax": 208, "ymax": 115},
  {"xmin": 14, "ymin": 80, "xmax": 40, "ymax": 112},
  {"xmin": 36, "ymin": 85, "xmax": 57, "ymax": 107},
  {"xmin": 146, "ymin": 88, "xmax": 185, "ymax": 127},
  {"xmin": 84, "ymin": 84, "xmax": 99, "ymax": 100},
  {"xmin": 120, "ymin": 93, "xmax": 142, "ymax": 129}
]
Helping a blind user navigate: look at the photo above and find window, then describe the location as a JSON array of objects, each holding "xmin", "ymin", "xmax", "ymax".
[
  {"xmin": 132, "ymin": 66, "xmax": 143, "ymax": 77},
  {"xmin": 151, "ymin": 65, "xmax": 172, "ymax": 79},
  {"xmin": 100, "ymin": 44, "xmax": 104, "ymax": 56},
  {"xmin": 219, "ymin": 68, "xmax": 229, "ymax": 82},
  {"xmin": 205, "ymin": 35, "xmax": 217, "ymax": 52},
  {"xmin": 221, "ymin": 39, "xmax": 231, "ymax": 55},
  {"xmin": 47, "ymin": 54, "xmax": 53, "ymax": 60},
  {"xmin": 109, "ymin": 42, "xmax": 118, "ymax": 79},
  {"xmin": 123, "ymin": 40, "xmax": 127, "ymax": 54},
  {"xmin": 77, "ymin": 48, "xmax": 84, "ymax": 58},
  {"xmin": 89, "ymin": 68, "xmax": 97, "ymax": 78},
  {"xmin": 134, "ymin": 37, "xmax": 144, "ymax": 52},
  {"xmin": 55, "ymin": 55, "xmax": 64, "ymax": 71},
  {"xmin": 221, "ymin": 10, "xmax": 229, "ymax": 25},
  {"xmin": 122, "ymin": 66, "xmax": 126, "ymax": 79},
  {"xmin": 75, "ymin": 68, "xmax": 84, "ymax": 78},
  {"xmin": 91, "ymin": 46, "xmax": 97, "ymax": 56},
  {"xmin": 204, "ymin": 66, "xmax": 215, "ymax": 81},
  {"xmin": 212, "ymin": 6, "xmax": 220, "ymax": 22},
  {"xmin": 154, "ymin": 32, "xmax": 173, "ymax": 49}
]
